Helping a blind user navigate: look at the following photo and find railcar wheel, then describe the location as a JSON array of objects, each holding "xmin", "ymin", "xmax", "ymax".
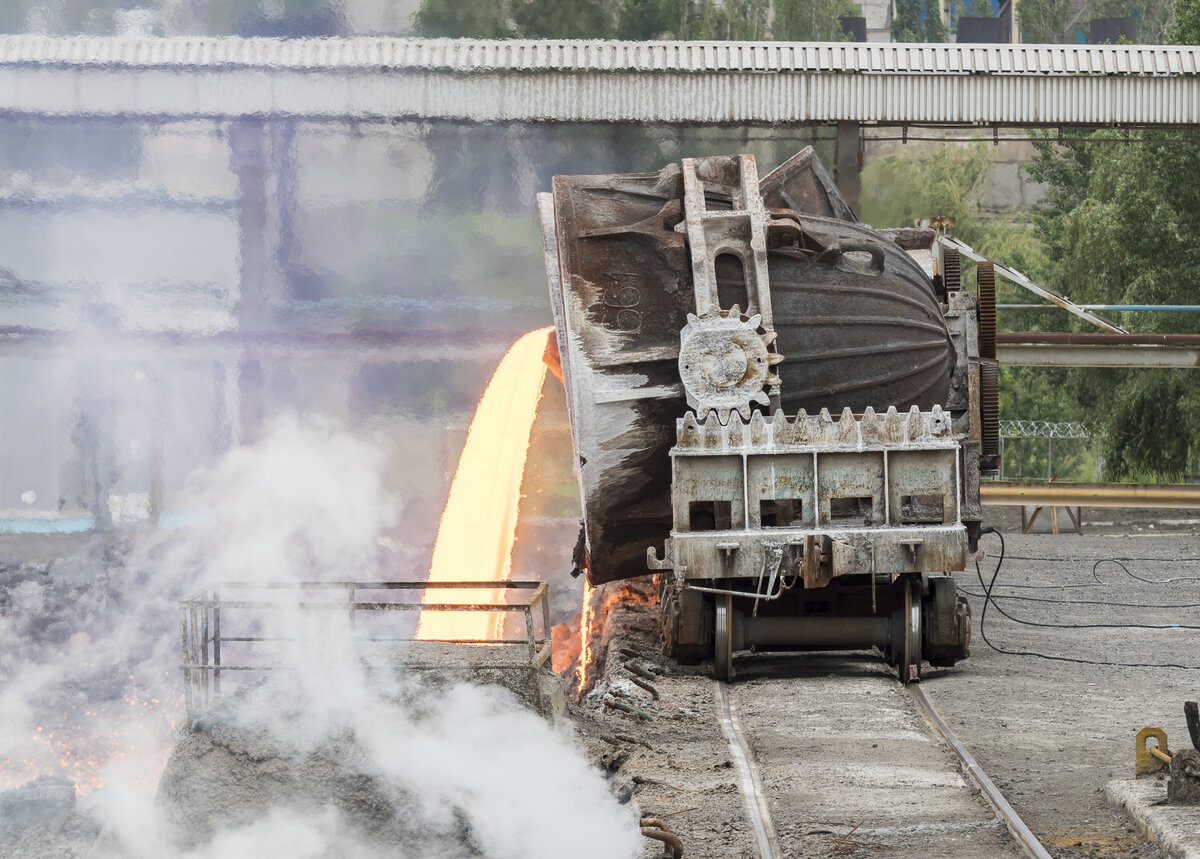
[
  {"xmin": 900, "ymin": 578, "xmax": 922, "ymax": 684},
  {"xmin": 714, "ymin": 594, "xmax": 734, "ymax": 682}
]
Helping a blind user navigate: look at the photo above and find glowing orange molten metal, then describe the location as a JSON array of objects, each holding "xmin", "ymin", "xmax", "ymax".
[{"xmin": 416, "ymin": 328, "xmax": 553, "ymax": 642}]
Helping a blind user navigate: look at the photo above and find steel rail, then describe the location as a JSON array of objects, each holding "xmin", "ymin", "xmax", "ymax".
[
  {"xmin": 981, "ymin": 481, "xmax": 1200, "ymax": 509},
  {"xmin": 909, "ymin": 684, "xmax": 1053, "ymax": 859},
  {"xmin": 716, "ymin": 680, "xmax": 781, "ymax": 859}
]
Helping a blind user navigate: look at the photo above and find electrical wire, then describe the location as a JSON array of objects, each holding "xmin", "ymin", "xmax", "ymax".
[
  {"xmin": 970, "ymin": 529, "xmax": 1200, "ymax": 670},
  {"xmin": 957, "ymin": 589, "xmax": 1200, "ymax": 610},
  {"xmin": 1092, "ymin": 558, "xmax": 1200, "ymax": 585},
  {"xmin": 973, "ymin": 553, "xmax": 1200, "ymax": 589},
  {"xmin": 1005, "ymin": 553, "xmax": 1200, "ymax": 564}
]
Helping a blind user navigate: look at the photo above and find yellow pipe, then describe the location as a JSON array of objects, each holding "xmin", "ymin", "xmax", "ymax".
[
  {"xmin": 981, "ymin": 481, "xmax": 1200, "ymax": 509},
  {"xmin": 1150, "ymin": 745, "xmax": 1173, "ymax": 765}
]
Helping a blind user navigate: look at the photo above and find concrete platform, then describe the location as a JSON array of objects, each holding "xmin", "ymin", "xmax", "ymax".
[{"xmin": 1108, "ymin": 778, "xmax": 1200, "ymax": 858}]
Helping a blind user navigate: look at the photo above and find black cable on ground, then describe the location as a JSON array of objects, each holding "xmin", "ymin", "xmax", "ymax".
[
  {"xmin": 969, "ymin": 553, "xmax": 1200, "ymax": 589},
  {"xmin": 1092, "ymin": 558, "xmax": 1200, "ymax": 585},
  {"xmin": 971, "ymin": 530, "xmax": 1200, "ymax": 670},
  {"xmin": 957, "ymin": 588, "xmax": 1200, "ymax": 610},
  {"xmin": 1005, "ymin": 554, "xmax": 1200, "ymax": 564}
]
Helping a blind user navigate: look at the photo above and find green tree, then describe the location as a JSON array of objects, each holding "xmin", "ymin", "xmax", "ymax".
[
  {"xmin": 861, "ymin": 143, "xmax": 993, "ymax": 243},
  {"xmin": 1016, "ymin": 0, "xmax": 1069, "ymax": 42},
  {"xmin": 1090, "ymin": 0, "xmax": 1174, "ymax": 42},
  {"xmin": 1016, "ymin": 0, "xmax": 1200, "ymax": 479},
  {"xmin": 1170, "ymin": 0, "xmax": 1200, "ymax": 38},
  {"xmin": 413, "ymin": 0, "xmax": 514, "ymax": 37},
  {"xmin": 616, "ymin": 0, "xmax": 678, "ymax": 38},
  {"xmin": 513, "ymin": 0, "xmax": 613, "ymax": 37},
  {"xmin": 1031, "ymin": 138, "xmax": 1200, "ymax": 478},
  {"xmin": 892, "ymin": 0, "xmax": 949, "ymax": 41},
  {"xmin": 775, "ymin": 0, "xmax": 858, "ymax": 40}
]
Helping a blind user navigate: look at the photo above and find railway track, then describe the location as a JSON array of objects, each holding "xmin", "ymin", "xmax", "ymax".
[
  {"xmin": 715, "ymin": 664, "xmax": 1052, "ymax": 859},
  {"xmin": 908, "ymin": 684, "xmax": 1052, "ymax": 859}
]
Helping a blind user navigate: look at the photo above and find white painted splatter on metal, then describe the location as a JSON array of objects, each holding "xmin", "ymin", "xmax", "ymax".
[{"xmin": 0, "ymin": 37, "xmax": 1198, "ymax": 124}]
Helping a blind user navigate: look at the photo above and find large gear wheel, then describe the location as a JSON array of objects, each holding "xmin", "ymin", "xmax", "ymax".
[{"xmin": 678, "ymin": 306, "xmax": 780, "ymax": 423}]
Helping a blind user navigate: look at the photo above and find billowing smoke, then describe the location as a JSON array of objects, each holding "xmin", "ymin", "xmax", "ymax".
[{"xmin": 0, "ymin": 416, "xmax": 641, "ymax": 858}]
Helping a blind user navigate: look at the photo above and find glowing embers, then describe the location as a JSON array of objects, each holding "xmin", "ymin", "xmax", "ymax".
[
  {"xmin": 1, "ymin": 680, "xmax": 175, "ymax": 795},
  {"xmin": 416, "ymin": 328, "xmax": 553, "ymax": 643}
]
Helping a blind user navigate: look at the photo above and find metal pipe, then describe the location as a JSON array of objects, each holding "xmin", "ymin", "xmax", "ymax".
[
  {"xmin": 999, "ymin": 305, "xmax": 1200, "ymax": 312},
  {"xmin": 997, "ymin": 344, "xmax": 1200, "ymax": 369},
  {"xmin": 981, "ymin": 481, "xmax": 1200, "ymax": 509},
  {"xmin": 998, "ymin": 332, "xmax": 1200, "ymax": 346},
  {"xmin": 685, "ymin": 579, "xmax": 788, "ymax": 601},
  {"xmin": 640, "ymin": 821, "xmax": 684, "ymax": 859}
]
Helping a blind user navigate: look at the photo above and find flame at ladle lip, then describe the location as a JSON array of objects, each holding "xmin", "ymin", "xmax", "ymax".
[
  {"xmin": 415, "ymin": 327, "xmax": 554, "ymax": 643},
  {"xmin": 575, "ymin": 581, "xmax": 595, "ymax": 693}
]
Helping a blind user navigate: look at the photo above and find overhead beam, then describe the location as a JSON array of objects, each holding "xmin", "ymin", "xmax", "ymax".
[
  {"xmin": 981, "ymin": 481, "xmax": 1200, "ymax": 509},
  {"xmin": 998, "ymin": 344, "xmax": 1200, "ymax": 368},
  {"xmin": 997, "ymin": 332, "xmax": 1200, "ymax": 368},
  {"xmin": 2, "ymin": 37, "xmax": 1200, "ymax": 125}
]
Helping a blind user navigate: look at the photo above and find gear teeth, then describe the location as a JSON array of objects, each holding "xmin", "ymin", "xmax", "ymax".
[
  {"xmin": 980, "ymin": 362, "xmax": 1001, "ymax": 466},
  {"xmin": 943, "ymin": 248, "xmax": 962, "ymax": 292},
  {"xmin": 761, "ymin": 330, "xmax": 778, "ymax": 346},
  {"xmin": 765, "ymin": 373, "xmax": 781, "ymax": 387},
  {"xmin": 751, "ymin": 391, "xmax": 770, "ymax": 406},
  {"xmin": 727, "ymin": 304, "xmax": 741, "ymax": 317},
  {"xmin": 977, "ymin": 261, "xmax": 997, "ymax": 360},
  {"xmin": 746, "ymin": 313, "xmax": 762, "ymax": 330},
  {"xmin": 767, "ymin": 353, "xmax": 784, "ymax": 366}
]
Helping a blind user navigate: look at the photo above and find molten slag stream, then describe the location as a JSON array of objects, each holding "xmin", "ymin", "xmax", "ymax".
[{"xmin": 416, "ymin": 328, "xmax": 553, "ymax": 642}]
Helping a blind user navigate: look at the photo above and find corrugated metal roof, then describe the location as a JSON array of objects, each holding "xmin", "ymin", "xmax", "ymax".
[
  {"xmin": 2, "ymin": 35, "xmax": 1200, "ymax": 76},
  {"xmin": 2, "ymin": 36, "xmax": 1198, "ymax": 124}
]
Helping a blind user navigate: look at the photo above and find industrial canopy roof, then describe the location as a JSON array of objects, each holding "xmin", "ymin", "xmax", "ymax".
[{"xmin": 1, "ymin": 36, "xmax": 1199, "ymax": 125}]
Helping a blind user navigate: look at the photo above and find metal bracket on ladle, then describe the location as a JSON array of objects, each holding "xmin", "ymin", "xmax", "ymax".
[{"xmin": 676, "ymin": 155, "xmax": 783, "ymax": 420}]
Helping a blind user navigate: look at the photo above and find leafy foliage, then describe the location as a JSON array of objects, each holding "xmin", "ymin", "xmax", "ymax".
[
  {"xmin": 413, "ymin": 0, "xmax": 853, "ymax": 40},
  {"xmin": 1017, "ymin": 0, "xmax": 1200, "ymax": 479},
  {"xmin": 513, "ymin": 0, "xmax": 613, "ymax": 38},
  {"xmin": 413, "ymin": 0, "xmax": 514, "ymax": 38},
  {"xmin": 1090, "ymin": 0, "xmax": 1174, "ymax": 42},
  {"xmin": 775, "ymin": 0, "xmax": 858, "ymax": 40},
  {"xmin": 1016, "ymin": 0, "xmax": 1070, "ymax": 42},
  {"xmin": 1027, "ymin": 133, "xmax": 1200, "ymax": 478},
  {"xmin": 615, "ymin": 0, "xmax": 679, "ymax": 39},
  {"xmin": 891, "ymin": 0, "xmax": 948, "ymax": 41},
  {"xmin": 860, "ymin": 143, "xmax": 993, "ymax": 243}
]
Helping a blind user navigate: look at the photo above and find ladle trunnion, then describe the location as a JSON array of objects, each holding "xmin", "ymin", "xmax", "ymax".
[{"xmin": 539, "ymin": 149, "xmax": 987, "ymax": 681}]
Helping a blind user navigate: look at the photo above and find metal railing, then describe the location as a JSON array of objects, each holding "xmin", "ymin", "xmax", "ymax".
[{"xmin": 179, "ymin": 580, "xmax": 553, "ymax": 722}]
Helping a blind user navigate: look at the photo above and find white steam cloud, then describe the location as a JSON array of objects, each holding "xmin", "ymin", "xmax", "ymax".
[{"xmin": 0, "ymin": 415, "xmax": 641, "ymax": 859}]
